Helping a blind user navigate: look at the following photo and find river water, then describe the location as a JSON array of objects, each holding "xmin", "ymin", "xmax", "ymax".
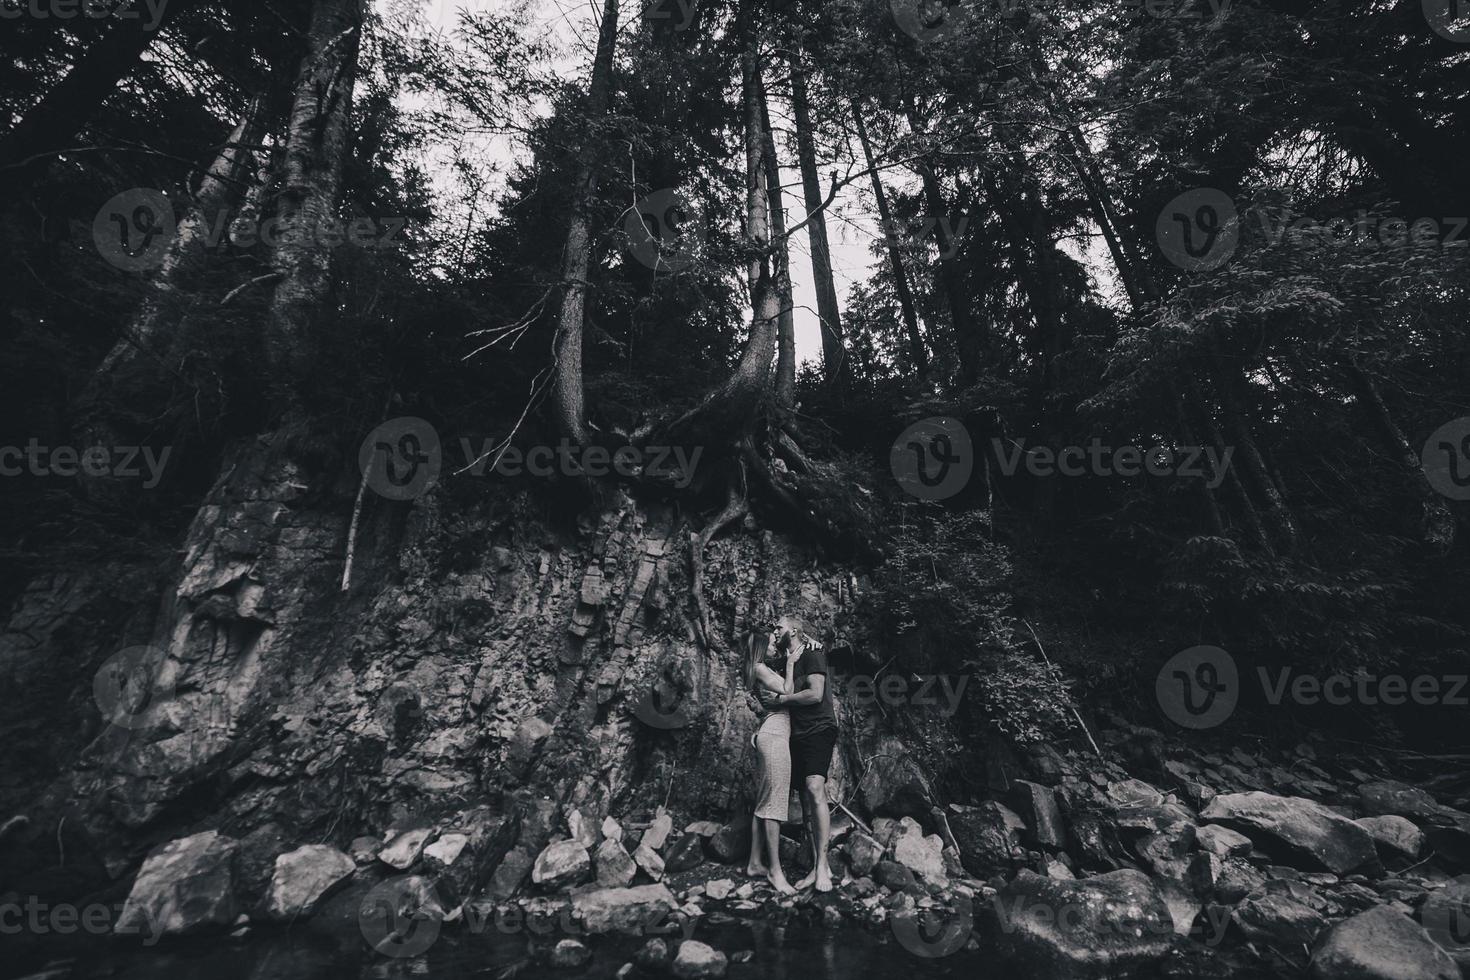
[{"xmin": 8, "ymin": 918, "xmax": 990, "ymax": 980}]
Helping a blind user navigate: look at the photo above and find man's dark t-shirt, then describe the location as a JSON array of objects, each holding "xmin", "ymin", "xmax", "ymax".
[{"xmin": 790, "ymin": 645, "xmax": 837, "ymax": 738}]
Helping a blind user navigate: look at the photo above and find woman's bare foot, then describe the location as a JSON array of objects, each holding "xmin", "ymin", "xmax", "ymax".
[
  {"xmin": 745, "ymin": 860, "xmax": 768, "ymax": 877},
  {"xmin": 767, "ymin": 870, "xmax": 796, "ymax": 896},
  {"xmin": 794, "ymin": 867, "xmax": 835, "ymax": 892}
]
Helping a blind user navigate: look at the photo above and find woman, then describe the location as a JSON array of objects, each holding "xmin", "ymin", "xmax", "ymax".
[{"xmin": 742, "ymin": 630, "xmax": 797, "ymax": 895}]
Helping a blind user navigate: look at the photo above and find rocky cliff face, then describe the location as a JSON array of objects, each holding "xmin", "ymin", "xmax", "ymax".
[
  {"xmin": 7, "ymin": 440, "xmax": 1470, "ymax": 980},
  {"xmin": 0, "ymin": 433, "xmax": 932, "ymax": 898}
]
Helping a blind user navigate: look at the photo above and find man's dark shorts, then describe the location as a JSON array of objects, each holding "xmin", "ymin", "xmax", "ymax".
[{"xmin": 791, "ymin": 726, "xmax": 838, "ymax": 780}]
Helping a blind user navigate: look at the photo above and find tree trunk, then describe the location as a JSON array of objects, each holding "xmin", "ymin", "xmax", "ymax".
[
  {"xmin": 903, "ymin": 105, "xmax": 981, "ymax": 384},
  {"xmin": 94, "ymin": 96, "xmax": 268, "ymax": 380},
  {"xmin": 759, "ymin": 80, "xmax": 796, "ymax": 408},
  {"xmin": 1343, "ymin": 362, "xmax": 1455, "ymax": 551},
  {"xmin": 1207, "ymin": 354, "xmax": 1300, "ymax": 553},
  {"xmin": 852, "ymin": 103, "xmax": 928, "ymax": 378},
  {"xmin": 787, "ymin": 49, "xmax": 848, "ymax": 390},
  {"xmin": 658, "ymin": 31, "xmax": 778, "ymax": 445},
  {"xmin": 549, "ymin": 0, "xmax": 621, "ymax": 446},
  {"xmin": 0, "ymin": 0, "xmax": 198, "ymax": 211},
  {"xmin": 266, "ymin": 0, "xmax": 365, "ymax": 403},
  {"xmin": 1186, "ymin": 376, "xmax": 1270, "ymax": 551}
]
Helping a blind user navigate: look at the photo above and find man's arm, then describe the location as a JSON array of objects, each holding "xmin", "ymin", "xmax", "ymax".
[{"xmin": 775, "ymin": 673, "xmax": 824, "ymax": 706}]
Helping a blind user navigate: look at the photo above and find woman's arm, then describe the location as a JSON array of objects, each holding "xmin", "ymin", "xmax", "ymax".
[{"xmin": 754, "ymin": 662, "xmax": 792, "ymax": 694}]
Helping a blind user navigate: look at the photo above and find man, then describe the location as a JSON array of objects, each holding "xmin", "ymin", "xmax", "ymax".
[{"xmin": 759, "ymin": 614, "xmax": 837, "ymax": 892}]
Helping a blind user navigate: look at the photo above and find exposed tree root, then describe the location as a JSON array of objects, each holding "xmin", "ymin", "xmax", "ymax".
[{"xmin": 690, "ymin": 471, "xmax": 749, "ymax": 649}]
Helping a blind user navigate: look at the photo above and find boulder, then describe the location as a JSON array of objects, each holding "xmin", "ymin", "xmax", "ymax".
[
  {"xmin": 487, "ymin": 848, "xmax": 535, "ymax": 900},
  {"xmin": 265, "ymin": 844, "xmax": 355, "ymax": 921},
  {"xmin": 1201, "ymin": 793, "xmax": 1378, "ymax": 874},
  {"xmin": 1155, "ymin": 878, "xmax": 1201, "ymax": 938},
  {"xmin": 118, "ymin": 830, "xmax": 238, "ymax": 938},
  {"xmin": 636, "ymin": 938, "xmax": 670, "ymax": 968},
  {"xmin": 422, "ymin": 833, "xmax": 469, "ymax": 867},
  {"xmin": 684, "ymin": 821, "xmax": 721, "ymax": 837},
  {"xmin": 379, "ymin": 827, "xmax": 434, "ymax": 870},
  {"xmin": 602, "ymin": 817, "xmax": 623, "ymax": 842},
  {"xmin": 1215, "ymin": 858, "xmax": 1268, "ymax": 903},
  {"xmin": 1107, "ymin": 779, "xmax": 1167, "ymax": 809},
  {"xmin": 641, "ymin": 811, "xmax": 674, "ymax": 852},
  {"xmin": 992, "ymin": 869, "xmax": 1173, "ymax": 979},
  {"xmin": 348, "ymin": 836, "xmax": 381, "ymax": 865},
  {"xmin": 1134, "ymin": 824, "xmax": 1197, "ymax": 881},
  {"xmin": 1358, "ymin": 781, "xmax": 1443, "ymax": 821},
  {"xmin": 663, "ymin": 835, "xmax": 704, "ymax": 873},
  {"xmin": 947, "ymin": 803, "xmax": 1025, "ymax": 875},
  {"xmin": 845, "ymin": 833, "xmax": 884, "ymax": 877},
  {"xmin": 1008, "ymin": 780, "xmax": 1066, "ymax": 850},
  {"xmin": 1311, "ymin": 906, "xmax": 1458, "ymax": 980},
  {"xmin": 422, "ymin": 809, "xmax": 519, "ymax": 898},
  {"xmin": 1355, "ymin": 815, "xmax": 1424, "ymax": 864},
  {"xmin": 567, "ymin": 808, "xmax": 597, "ymax": 848},
  {"xmin": 1232, "ymin": 891, "xmax": 1327, "ymax": 949},
  {"xmin": 706, "ymin": 822, "xmax": 750, "ymax": 864},
  {"xmin": 632, "ymin": 842, "xmax": 666, "ymax": 881},
  {"xmin": 595, "ymin": 839, "xmax": 636, "ymax": 889},
  {"xmin": 892, "ymin": 816, "xmax": 948, "ymax": 884},
  {"xmin": 1066, "ymin": 810, "xmax": 1124, "ymax": 871},
  {"xmin": 1113, "ymin": 804, "xmax": 1196, "ymax": 836},
  {"xmin": 488, "ymin": 799, "xmax": 557, "ymax": 900},
  {"xmin": 532, "ymin": 840, "xmax": 592, "ymax": 890},
  {"xmin": 672, "ymin": 940, "xmax": 728, "ymax": 979},
  {"xmin": 874, "ymin": 860, "xmax": 920, "ymax": 893},
  {"xmin": 573, "ymin": 883, "xmax": 678, "ymax": 934},
  {"xmin": 550, "ymin": 938, "xmax": 592, "ymax": 968},
  {"xmin": 1196, "ymin": 825, "xmax": 1253, "ymax": 859},
  {"xmin": 706, "ymin": 878, "xmax": 734, "ymax": 900}
]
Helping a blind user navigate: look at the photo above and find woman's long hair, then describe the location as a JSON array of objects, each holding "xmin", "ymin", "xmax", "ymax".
[{"xmin": 741, "ymin": 632, "xmax": 770, "ymax": 695}]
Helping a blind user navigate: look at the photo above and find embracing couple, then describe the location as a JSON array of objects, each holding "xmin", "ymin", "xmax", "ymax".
[{"xmin": 741, "ymin": 614, "xmax": 838, "ymax": 894}]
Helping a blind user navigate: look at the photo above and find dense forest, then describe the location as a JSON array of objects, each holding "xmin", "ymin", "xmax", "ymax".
[{"xmin": 2, "ymin": 0, "xmax": 1469, "ymax": 977}]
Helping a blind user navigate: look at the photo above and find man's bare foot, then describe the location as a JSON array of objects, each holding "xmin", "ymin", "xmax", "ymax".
[
  {"xmin": 768, "ymin": 871, "xmax": 796, "ymax": 896},
  {"xmin": 793, "ymin": 870, "xmax": 816, "ymax": 890},
  {"xmin": 814, "ymin": 867, "xmax": 834, "ymax": 892},
  {"xmin": 745, "ymin": 860, "xmax": 768, "ymax": 877}
]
